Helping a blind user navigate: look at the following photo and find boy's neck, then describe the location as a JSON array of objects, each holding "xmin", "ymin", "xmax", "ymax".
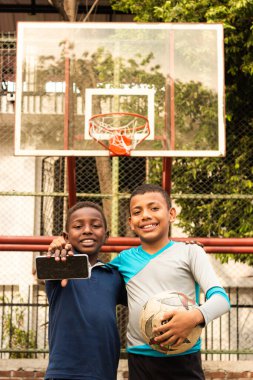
[{"xmin": 141, "ymin": 238, "xmax": 171, "ymax": 255}]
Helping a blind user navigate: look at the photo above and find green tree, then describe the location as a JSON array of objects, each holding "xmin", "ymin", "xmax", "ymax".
[{"xmin": 111, "ymin": 0, "xmax": 253, "ymax": 265}]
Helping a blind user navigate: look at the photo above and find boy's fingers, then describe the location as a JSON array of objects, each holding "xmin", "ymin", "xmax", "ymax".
[
  {"xmin": 46, "ymin": 248, "xmax": 60, "ymax": 260},
  {"xmin": 170, "ymin": 338, "xmax": 183, "ymax": 347},
  {"xmin": 60, "ymin": 249, "xmax": 68, "ymax": 261},
  {"xmin": 154, "ymin": 330, "xmax": 175, "ymax": 345},
  {"xmin": 48, "ymin": 244, "xmax": 55, "ymax": 253},
  {"xmin": 54, "ymin": 249, "xmax": 61, "ymax": 261},
  {"xmin": 46, "ymin": 250, "xmax": 53, "ymax": 257},
  {"xmin": 160, "ymin": 337, "xmax": 182, "ymax": 347},
  {"xmin": 64, "ymin": 243, "xmax": 74, "ymax": 255},
  {"xmin": 61, "ymin": 279, "xmax": 69, "ymax": 287},
  {"xmin": 153, "ymin": 313, "xmax": 174, "ymax": 333},
  {"xmin": 47, "ymin": 247, "xmax": 74, "ymax": 261},
  {"xmin": 48, "ymin": 238, "xmax": 65, "ymax": 252},
  {"xmin": 185, "ymin": 240, "xmax": 203, "ymax": 247}
]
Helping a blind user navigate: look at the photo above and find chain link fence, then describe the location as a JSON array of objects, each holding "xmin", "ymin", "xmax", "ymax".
[{"xmin": 0, "ymin": 32, "xmax": 252, "ymax": 360}]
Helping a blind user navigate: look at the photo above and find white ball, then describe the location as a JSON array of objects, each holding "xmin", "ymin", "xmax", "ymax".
[{"xmin": 140, "ymin": 290, "xmax": 202, "ymax": 355}]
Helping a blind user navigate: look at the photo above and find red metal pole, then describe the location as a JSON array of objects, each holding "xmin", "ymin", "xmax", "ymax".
[
  {"xmin": 1, "ymin": 236, "xmax": 253, "ymax": 246},
  {"xmin": 64, "ymin": 55, "xmax": 70, "ymax": 150},
  {"xmin": 169, "ymin": 30, "xmax": 175, "ymax": 151},
  {"xmin": 1, "ymin": 237, "xmax": 253, "ymax": 253},
  {"xmin": 0, "ymin": 244, "xmax": 252, "ymax": 254},
  {"xmin": 64, "ymin": 49, "xmax": 76, "ymax": 208},
  {"xmin": 162, "ymin": 157, "xmax": 172, "ymax": 196},
  {"xmin": 67, "ymin": 157, "xmax": 77, "ymax": 208},
  {"xmin": 162, "ymin": 31, "xmax": 175, "ymax": 196}
]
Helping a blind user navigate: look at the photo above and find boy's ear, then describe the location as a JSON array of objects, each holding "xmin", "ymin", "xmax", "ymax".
[
  {"xmin": 105, "ymin": 230, "xmax": 110, "ymax": 240},
  {"xmin": 62, "ymin": 231, "xmax": 69, "ymax": 243},
  {"xmin": 128, "ymin": 216, "xmax": 135, "ymax": 231},
  {"xmin": 169, "ymin": 207, "xmax": 176, "ymax": 223}
]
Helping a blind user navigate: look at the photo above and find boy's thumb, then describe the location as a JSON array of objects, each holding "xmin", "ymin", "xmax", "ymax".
[{"xmin": 61, "ymin": 279, "xmax": 69, "ymax": 287}]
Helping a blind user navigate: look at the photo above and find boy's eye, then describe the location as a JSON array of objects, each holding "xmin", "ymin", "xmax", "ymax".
[
  {"xmin": 93, "ymin": 224, "xmax": 102, "ymax": 228},
  {"xmin": 151, "ymin": 206, "xmax": 159, "ymax": 211},
  {"xmin": 132, "ymin": 210, "xmax": 140, "ymax": 216},
  {"xmin": 73, "ymin": 225, "xmax": 82, "ymax": 229}
]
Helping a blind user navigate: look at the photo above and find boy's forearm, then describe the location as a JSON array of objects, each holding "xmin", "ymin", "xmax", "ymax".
[{"xmin": 197, "ymin": 294, "xmax": 230, "ymax": 325}]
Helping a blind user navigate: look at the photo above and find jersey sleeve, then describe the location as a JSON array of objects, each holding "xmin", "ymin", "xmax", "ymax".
[
  {"xmin": 188, "ymin": 244, "xmax": 230, "ymax": 325},
  {"xmin": 107, "ymin": 253, "xmax": 122, "ymax": 270},
  {"xmin": 197, "ymin": 292, "xmax": 230, "ymax": 325},
  {"xmin": 189, "ymin": 244, "xmax": 222, "ymax": 293}
]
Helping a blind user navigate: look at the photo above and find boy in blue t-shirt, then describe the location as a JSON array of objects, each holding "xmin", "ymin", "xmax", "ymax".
[{"xmin": 45, "ymin": 201, "xmax": 127, "ymax": 380}]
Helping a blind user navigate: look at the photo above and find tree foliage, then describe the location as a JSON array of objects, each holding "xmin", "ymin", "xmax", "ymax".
[{"xmin": 111, "ymin": 0, "xmax": 253, "ymax": 265}]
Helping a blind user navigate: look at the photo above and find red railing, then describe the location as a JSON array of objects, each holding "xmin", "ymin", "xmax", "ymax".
[{"xmin": 0, "ymin": 236, "xmax": 253, "ymax": 253}]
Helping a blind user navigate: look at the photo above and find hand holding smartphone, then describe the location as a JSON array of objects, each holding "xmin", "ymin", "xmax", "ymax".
[{"xmin": 36, "ymin": 255, "xmax": 90, "ymax": 280}]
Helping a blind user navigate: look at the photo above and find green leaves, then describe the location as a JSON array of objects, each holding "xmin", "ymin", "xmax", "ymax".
[{"xmin": 111, "ymin": 0, "xmax": 253, "ymax": 265}]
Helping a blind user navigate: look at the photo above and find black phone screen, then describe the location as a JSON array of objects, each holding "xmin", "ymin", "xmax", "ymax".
[{"xmin": 36, "ymin": 255, "xmax": 90, "ymax": 280}]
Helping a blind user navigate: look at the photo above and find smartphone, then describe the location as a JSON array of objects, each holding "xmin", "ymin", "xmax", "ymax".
[{"xmin": 36, "ymin": 255, "xmax": 90, "ymax": 280}]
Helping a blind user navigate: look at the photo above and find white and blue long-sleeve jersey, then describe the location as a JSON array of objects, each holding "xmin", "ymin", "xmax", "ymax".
[{"xmin": 108, "ymin": 241, "xmax": 230, "ymax": 357}]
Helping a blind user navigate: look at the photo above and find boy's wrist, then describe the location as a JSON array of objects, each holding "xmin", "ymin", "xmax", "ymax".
[{"xmin": 192, "ymin": 308, "xmax": 205, "ymax": 327}]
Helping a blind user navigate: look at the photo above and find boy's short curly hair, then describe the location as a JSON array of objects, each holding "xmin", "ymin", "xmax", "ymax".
[
  {"xmin": 65, "ymin": 201, "xmax": 107, "ymax": 232},
  {"xmin": 129, "ymin": 183, "xmax": 172, "ymax": 210}
]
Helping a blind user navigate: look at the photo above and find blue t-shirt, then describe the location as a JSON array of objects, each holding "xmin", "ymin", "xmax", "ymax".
[{"xmin": 45, "ymin": 263, "xmax": 127, "ymax": 380}]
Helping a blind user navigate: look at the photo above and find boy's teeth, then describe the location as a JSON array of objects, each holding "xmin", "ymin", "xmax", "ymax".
[{"xmin": 143, "ymin": 224, "xmax": 155, "ymax": 229}]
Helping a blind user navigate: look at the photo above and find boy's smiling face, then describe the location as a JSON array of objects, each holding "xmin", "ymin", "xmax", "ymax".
[
  {"xmin": 129, "ymin": 192, "xmax": 176, "ymax": 254},
  {"xmin": 64, "ymin": 207, "xmax": 107, "ymax": 265}
]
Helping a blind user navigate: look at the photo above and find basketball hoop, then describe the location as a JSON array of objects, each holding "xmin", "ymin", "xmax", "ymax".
[{"xmin": 89, "ymin": 112, "xmax": 150, "ymax": 156}]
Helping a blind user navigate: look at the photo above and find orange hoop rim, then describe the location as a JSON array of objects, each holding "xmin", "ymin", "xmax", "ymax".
[
  {"xmin": 89, "ymin": 111, "xmax": 149, "ymax": 121},
  {"xmin": 89, "ymin": 112, "xmax": 149, "ymax": 133},
  {"xmin": 89, "ymin": 112, "xmax": 150, "ymax": 156}
]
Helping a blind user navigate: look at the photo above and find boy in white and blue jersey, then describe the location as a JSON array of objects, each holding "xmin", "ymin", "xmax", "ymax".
[{"xmin": 108, "ymin": 184, "xmax": 230, "ymax": 380}]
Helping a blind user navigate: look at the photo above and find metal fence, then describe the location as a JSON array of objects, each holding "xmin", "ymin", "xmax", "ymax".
[
  {"xmin": 0, "ymin": 32, "xmax": 253, "ymax": 360},
  {"xmin": 0, "ymin": 284, "xmax": 252, "ymax": 361}
]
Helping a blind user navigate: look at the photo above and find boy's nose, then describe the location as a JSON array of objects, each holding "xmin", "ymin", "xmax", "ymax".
[
  {"xmin": 142, "ymin": 209, "xmax": 151, "ymax": 219},
  {"xmin": 82, "ymin": 225, "xmax": 92, "ymax": 233}
]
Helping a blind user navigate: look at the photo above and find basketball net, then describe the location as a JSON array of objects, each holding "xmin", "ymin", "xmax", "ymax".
[{"xmin": 89, "ymin": 112, "xmax": 150, "ymax": 156}]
